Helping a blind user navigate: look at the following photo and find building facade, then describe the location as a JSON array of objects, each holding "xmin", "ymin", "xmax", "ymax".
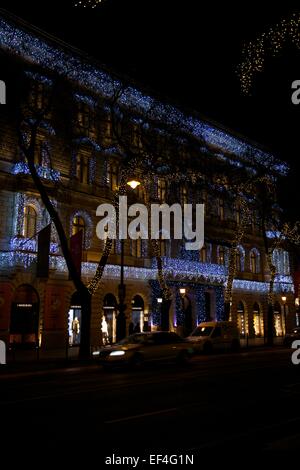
[{"xmin": 0, "ymin": 12, "xmax": 296, "ymax": 351}]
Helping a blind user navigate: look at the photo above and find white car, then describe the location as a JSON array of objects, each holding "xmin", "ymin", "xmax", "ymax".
[
  {"xmin": 186, "ymin": 321, "xmax": 240, "ymax": 353},
  {"xmin": 95, "ymin": 331, "xmax": 195, "ymax": 369}
]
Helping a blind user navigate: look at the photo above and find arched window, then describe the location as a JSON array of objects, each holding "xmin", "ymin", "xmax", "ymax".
[
  {"xmin": 23, "ymin": 205, "xmax": 37, "ymax": 238},
  {"xmin": 72, "ymin": 216, "xmax": 86, "ymax": 247},
  {"xmin": 250, "ymin": 248, "xmax": 260, "ymax": 274}
]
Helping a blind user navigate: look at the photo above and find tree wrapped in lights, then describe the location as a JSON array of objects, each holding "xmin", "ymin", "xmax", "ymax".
[
  {"xmin": 254, "ymin": 175, "xmax": 300, "ymax": 344},
  {"xmin": 237, "ymin": 12, "xmax": 300, "ymax": 95}
]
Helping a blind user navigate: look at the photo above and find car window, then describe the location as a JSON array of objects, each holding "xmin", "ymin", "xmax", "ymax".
[
  {"xmin": 152, "ymin": 333, "xmax": 179, "ymax": 344},
  {"xmin": 211, "ymin": 327, "xmax": 222, "ymax": 338},
  {"xmin": 191, "ymin": 326, "xmax": 214, "ymax": 337},
  {"xmin": 120, "ymin": 334, "xmax": 148, "ymax": 344}
]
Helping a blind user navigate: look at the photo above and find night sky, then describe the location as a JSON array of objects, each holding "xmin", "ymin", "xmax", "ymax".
[{"xmin": 1, "ymin": 0, "xmax": 300, "ymax": 218}]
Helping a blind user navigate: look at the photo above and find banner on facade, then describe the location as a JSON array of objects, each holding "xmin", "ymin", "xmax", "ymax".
[
  {"xmin": 70, "ymin": 230, "xmax": 83, "ymax": 279},
  {"xmin": 36, "ymin": 224, "xmax": 51, "ymax": 278}
]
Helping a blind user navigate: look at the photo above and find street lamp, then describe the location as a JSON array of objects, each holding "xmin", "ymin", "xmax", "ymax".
[
  {"xmin": 127, "ymin": 180, "xmax": 141, "ymax": 190},
  {"xmin": 281, "ymin": 295, "xmax": 287, "ymax": 336},
  {"xmin": 116, "ymin": 178, "xmax": 141, "ymax": 342}
]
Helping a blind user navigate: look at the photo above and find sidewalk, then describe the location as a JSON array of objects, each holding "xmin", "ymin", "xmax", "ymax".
[{"xmin": 240, "ymin": 336, "xmax": 284, "ymax": 348}]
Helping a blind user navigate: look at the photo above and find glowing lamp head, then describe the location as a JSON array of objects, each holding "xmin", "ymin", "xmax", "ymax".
[
  {"xmin": 281, "ymin": 296, "xmax": 287, "ymax": 303},
  {"xmin": 180, "ymin": 288, "xmax": 186, "ymax": 295},
  {"xmin": 127, "ymin": 180, "xmax": 141, "ymax": 190},
  {"xmin": 157, "ymin": 298, "xmax": 163, "ymax": 304}
]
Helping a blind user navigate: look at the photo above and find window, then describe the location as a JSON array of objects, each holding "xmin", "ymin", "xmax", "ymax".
[
  {"xmin": 131, "ymin": 238, "xmax": 142, "ymax": 258},
  {"xmin": 132, "ymin": 124, "xmax": 142, "ymax": 148},
  {"xmin": 235, "ymin": 203, "xmax": 241, "ymax": 225},
  {"xmin": 72, "ymin": 216, "xmax": 86, "ymax": 247},
  {"xmin": 78, "ymin": 102, "xmax": 94, "ymax": 130},
  {"xmin": 107, "ymin": 162, "xmax": 119, "ymax": 191},
  {"xmin": 34, "ymin": 141, "xmax": 50, "ymax": 167},
  {"xmin": 250, "ymin": 249, "xmax": 260, "ymax": 274},
  {"xmin": 236, "ymin": 247, "xmax": 245, "ymax": 272},
  {"xmin": 211, "ymin": 327, "xmax": 222, "ymax": 338},
  {"xmin": 181, "ymin": 185, "xmax": 188, "ymax": 205},
  {"xmin": 218, "ymin": 198, "xmax": 225, "ymax": 221},
  {"xmin": 200, "ymin": 245, "xmax": 207, "ymax": 263},
  {"xmin": 23, "ymin": 205, "xmax": 37, "ymax": 238},
  {"xmin": 31, "ymin": 82, "xmax": 47, "ymax": 110},
  {"xmin": 158, "ymin": 179, "xmax": 167, "ymax": 202},
  {"xmin": 272, "ymin": 249, "xmax": 290, "ymax": 275},
  {"xmin": 76, "ymin": 153, "xmax": 89, "ymax": 184},
  {"xmin": 218, "ymin": 246, "xmax": 226, "ymax": 265},
  {"xmin": 159, "ymin": 239, "xmax": 166, "ymax": 257}
]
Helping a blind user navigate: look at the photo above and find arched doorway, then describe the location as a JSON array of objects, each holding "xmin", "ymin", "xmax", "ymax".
[
  {"xmin": 130, "ymin": 295, "xmax": 145, "ymax": 334},
  {"xmin": 274, "ymin": 302, "xmax": 284, "ymax": 337},
  {"xmin": 10, "ymin": 285, "xmax": 39, "ymax": 347},
  {"xmin": 102, "ymin": 294, "xmax": 117, "ymax": 344},
  {"xmin": 68, "ymin": 292, "xmax": 82, "ymax": 346},
  {"xmin": 253, "ymin": 302, "xmax": 263, "ymax": 337},
  {"xmin": 237, "ymin": 301, "xmax": 247, "ymax": 337}
]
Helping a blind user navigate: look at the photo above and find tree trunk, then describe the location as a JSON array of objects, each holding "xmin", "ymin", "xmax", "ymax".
[
  {"xmin": 161, "ymin": 299, "xmax": 172, "ymax": 331},
  {"xmin": 266, "ymin": 303, "xmax": 274, "ymax": 346},
  {"xmin": 224, "ymin": 301, "xmax": 231, "ymax": 321}
]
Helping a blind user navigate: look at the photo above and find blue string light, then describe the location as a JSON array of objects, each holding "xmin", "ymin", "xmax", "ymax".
[{"xmin": 0, "ymin": 18, "xmax": 288, "ymax": 175}]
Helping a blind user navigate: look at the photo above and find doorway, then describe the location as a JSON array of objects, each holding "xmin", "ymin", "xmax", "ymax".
[{"xmin": 10, "ymin": 285, "xmax": 39, "ymax": 347}]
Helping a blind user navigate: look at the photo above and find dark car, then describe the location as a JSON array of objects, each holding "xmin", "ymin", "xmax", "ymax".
[
  {"xmin": 94, "ymin": 331, "xmax": 195, "ymax": 369},
  {"xmin": 283, "ymin": 327, "xmax": 300, "ymax": 347}
]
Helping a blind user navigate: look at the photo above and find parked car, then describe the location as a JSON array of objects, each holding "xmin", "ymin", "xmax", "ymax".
[
  {"xmin": 186, "ymin": 321, "xmax": 240, "ymax": 353},
  {"xmin": 94, "ymin": 331, "xmax": 195, "ymax": 369},
  {"xmin": 283, "ymin": 327, "xmax": 300, "ymax": 347}
]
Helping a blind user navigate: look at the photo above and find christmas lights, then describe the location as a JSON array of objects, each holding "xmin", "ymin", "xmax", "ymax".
[
  {"xmin": 0, "ymin": 250, "xmax": 294, "ymax": 294},
  {"xmin": 74, "ymin": 0, "xmax": 105, "ymax": 8},
  {"xmin": 12, "ymin": 162, "xmax": 60, "ymax": 182},
  {"xmin": 237, "ymin": 12, "xmax": 300, "ymax": 94},
  {"xmin": 0, "ymin": 18, "xmax": 288, "ymax": 174}
]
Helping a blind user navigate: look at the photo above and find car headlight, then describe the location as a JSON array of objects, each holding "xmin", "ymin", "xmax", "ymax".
[{"xmin": 109, "ymin": 350, "xmax": 126, "ymax": 357}]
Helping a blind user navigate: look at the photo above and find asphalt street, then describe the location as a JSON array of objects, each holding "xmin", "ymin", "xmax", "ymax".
[{"xmin": 0, "ymin": 348, "xmax": 299, "ymax": 462}]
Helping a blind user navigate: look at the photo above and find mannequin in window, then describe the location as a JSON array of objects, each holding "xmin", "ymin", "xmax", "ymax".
[
  {"xmin": 101, "ymin": 315, "xmax": 109, "ymax": 345},
  {"xmin": 72, "ymin": 317, "xmax": 80, "ymax": 344}
]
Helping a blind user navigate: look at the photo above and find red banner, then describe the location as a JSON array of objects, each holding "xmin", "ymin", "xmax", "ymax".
[
  {"xmin": 36, "ymin": 224, "xmax": 51, "ymax": 278},
  {"xmin": 70, "ymin": 230, "xmax": 83, "ymax": 278}
]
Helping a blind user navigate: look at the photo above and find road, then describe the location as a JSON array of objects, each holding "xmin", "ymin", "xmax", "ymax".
[{"xmin": 0, "ymin": 347, "xmax": 299, "ymax": 462}]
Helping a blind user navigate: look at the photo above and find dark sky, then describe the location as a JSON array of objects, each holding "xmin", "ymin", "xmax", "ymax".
[{"xmin": 1, "ymin": 0, "xmax": 300, "ymax": 217}]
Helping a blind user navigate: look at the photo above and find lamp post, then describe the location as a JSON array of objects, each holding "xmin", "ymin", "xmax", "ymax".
[
  {"xmin": 281, "ymin": 295, "xmax": 287, "ymax": 337},
  {"xmin": 180, "ymin": 288, "xmax": 188, "ymax": 336},
  {"xmin": 116, "ymin": 179, "xmax": 141, "ymax": 342}
]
